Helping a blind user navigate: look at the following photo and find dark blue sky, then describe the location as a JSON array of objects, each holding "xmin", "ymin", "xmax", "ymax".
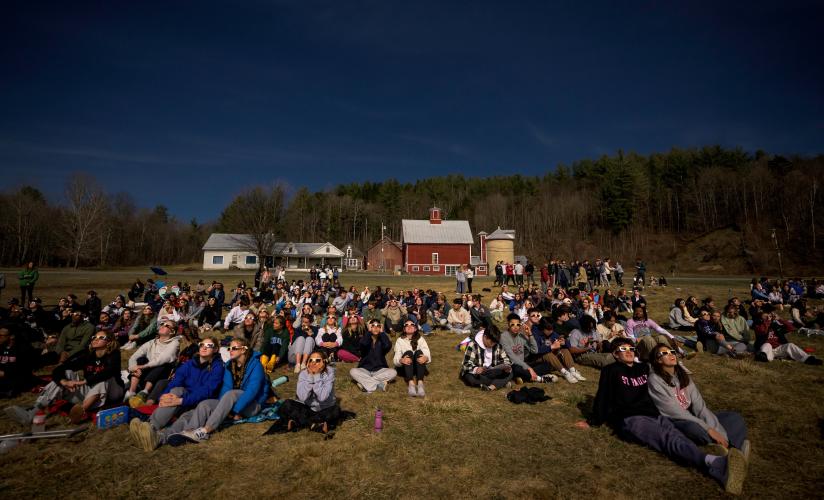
[{"xmin": 2, "ymin": 0, "xmax": 823, "ymax": 222}]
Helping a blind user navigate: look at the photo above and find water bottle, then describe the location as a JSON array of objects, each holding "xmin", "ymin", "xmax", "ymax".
[
  {"xmin": 374, "ymin": 408, "xmax": 383, "ymax": 433},
  {"xmin": 32, "ymin": 409, "xmax": 46, "ymax": 433},
  {"xmin": 270, "ymin": 375, "xmax": 289, "ymax": 389}
]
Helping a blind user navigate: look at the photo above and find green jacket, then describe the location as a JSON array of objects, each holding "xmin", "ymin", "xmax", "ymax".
[
  {"xmin": 56, "ymin": 321, "xmax": 94, "ymax": 358},
  {"xmin": 19, "ymin": 268, "xmax": 39, "ymax": 287},
  {"xmin": 362, "ymin": 308, "xmax": 383, "ymax": 325}
]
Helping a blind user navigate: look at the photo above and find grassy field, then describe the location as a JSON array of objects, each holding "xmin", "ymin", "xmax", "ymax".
[{"xmin": 1, "ymin": 269, "xmax": 823, "ymax": 499}]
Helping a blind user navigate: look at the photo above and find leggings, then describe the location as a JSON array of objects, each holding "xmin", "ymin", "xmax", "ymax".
[
  {"xmin": 396, "ymin": 350, "xmax": 428, "ymax": 382},
  {"xmin": 462, "ymin": 370, "xmax": 512, "ymax": 389}
]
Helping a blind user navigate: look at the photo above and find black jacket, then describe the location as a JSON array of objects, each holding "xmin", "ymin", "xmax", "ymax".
[{"xmin": 591, "ymin": 361, "xmax": 659, "ymax": 428}]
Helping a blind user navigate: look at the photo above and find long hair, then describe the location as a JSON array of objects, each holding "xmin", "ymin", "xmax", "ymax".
[
  {"xmin": 89, "ymin": 329, "xmax": 118, "ymax": 354},
  {"xmin": 229, "ymin": 336, "xmax": 251, "ymax": 388},
  {"xmin": 650, "ymin": 343, "xmax": 690, "ymax": 388}
]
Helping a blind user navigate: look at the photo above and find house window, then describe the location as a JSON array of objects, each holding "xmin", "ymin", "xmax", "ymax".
[
  {"xmin": 347, "ymin": 258, "xmax": 359, "ymax": 268},
  {"xmin": 423, "ymin": 266, "xmax": 430, "ymax": 271},
  {"xmin": 445, "ymin": 265, "xmax": 460, "ymax": 276},
  {"xmin": 346, "ymin": 247, "xmax": 352, "ymax": 258},
  {"xmin": 245, "ymin": 255, "xmax": 257, "ymax": 265},
  {"xmin": 431, "ymin": 253, "xmax": 439, "ymax": 264},
  {"xmin": 432, "ymin": 265, "xmax": 440, "ymax": 272},
  {"xmin": 231, "ymin": 254, "xmax": 238, "ymax": 265},
  {"xmin": 326, "ymin": 246, "xmax": 330, "ymax": 253},
  {"xmin": 412, "ymin": 266, "xmax": 420, "ymax": 272},
  {"xmin": 212, "ymin": 255, "xmax": 224, "ymax": 265}
]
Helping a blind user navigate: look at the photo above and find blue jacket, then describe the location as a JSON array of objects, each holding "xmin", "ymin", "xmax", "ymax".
[
  {"xmin": 162, "ymin": 356, "xmax": 224, "ymax": 408},
  {"xmin": 219, "ymin": 351, "xmax": 269, "ymax": 413}
]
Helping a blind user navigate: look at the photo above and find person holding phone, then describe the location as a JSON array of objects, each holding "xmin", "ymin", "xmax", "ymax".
[{"xmin": 460, "ymin": 324, "xmax": 513, "ymax": 391}]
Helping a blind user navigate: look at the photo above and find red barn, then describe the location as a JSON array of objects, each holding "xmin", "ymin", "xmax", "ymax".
[{"xmin": 402, "ymin": 207, "xmax": 474, "ymax": 276}]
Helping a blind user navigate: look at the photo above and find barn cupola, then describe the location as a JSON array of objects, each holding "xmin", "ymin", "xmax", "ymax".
[{"xmin": 429, "ymin": 207, "xmax": 442, "ymax": 225}]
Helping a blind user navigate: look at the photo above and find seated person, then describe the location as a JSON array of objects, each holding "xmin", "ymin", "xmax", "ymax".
[
  {"xmin": 132, "ymin": 337, "xmax": 268, "ymax": 449},
  {"xmin": 428, "ymin": 295, "xmax": 449, "ymax": 329},
  {"xmin": 589, "ymin": 338, "xmax": 746, "ymax": 495},
  {"xmin": 232, "ymin": 311, "xmax": 263, "ymax": 351},
  {"xmin": 349, "ymin": 319, "xmax": 397, "ymax": 393},
  {"xmin": 260, "ymin": 315, "xmax": 290, "ymax": 373},
  {"xmin": 459, "ymin": 325, "xmax": 513, "ymax": 391},
  {"xmin": 55, "ymin": 309, "xmax": 94, "ymax": 364},
  {"xmin": 568, "ymin": 315, "xmax": 616, "ymax": 369},
  {"xmin": 753, "ymin": 310, "xmax": 822, "ymax": 365},
  {"xmin": 695, "ymin": 310, "xmax": 747, "ymax": 357},
  {"xmin": 393, "ymin": 320, "xmax": 431, "ymax": 397},
  {"xmin": 5, "ymin": 330, "xmax": 122, "ymax": 426},
  {"xmin": 446, "ymin": 298, "xmax": 472, "ymax": 335},
  {"xmin": 317, "ymin": 314, "xmax": 343, "ymax": 362},
  {"xmin": 529, "ymin": 317, "xmax": 582, "ymax": 384},
  {"xmin": 337, "ymin": 316, "xmax": 365, "ymax": 363},
  {"xmin": 500, "ymin": 313, "xmax": 553, "ymax": 384},
  {"xmin": 720, "ymin": 304, "xmax": 751, "ymax": 348},
  {"xmin": 130, "ymin": 336, "xmax": 224, "ymax": 448},
  {"xmin": 266, "ymin": 350, "xmax": 340, "ymax": 434},
  {"xmin": 626, "ymin": 307, "xmax": 684, "ymax": 362},
  {"xmin": 0, "ymin": 325, "xmax": 37, "ymax": 398},
  {"xmin": 669, "ymin": 299, "xmax": 696, "ymax": 331},
  {"xmin": 381, "ymin": 297, "xmax": 407, "ymax": 336},
  {"xmin": 596, "ymin": 311, "xmax": 629, "ymax": 349},
  {"xmin": 125, "ymin": 321, "xmax": 181, "ymax": 405},
  {"xmin": 290, "ymin": 314, "xmax": 317, "ymax": 374},
  {"xmin": 648, "ymin": 343, "xmax": 750, "ymax": 457}
]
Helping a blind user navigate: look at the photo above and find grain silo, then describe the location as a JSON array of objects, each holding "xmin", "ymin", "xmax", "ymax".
[{"xmin": 483, "ymin": 227, "xmax": 515, "ymax": 266}]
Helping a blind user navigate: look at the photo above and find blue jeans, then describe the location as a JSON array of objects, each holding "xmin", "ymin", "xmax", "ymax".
[
  {"xmin": 619, "ymin": 415, "xmax": 706, "ymax": 470},
  {"xmin": 672, "ymin": 412, "xmax": 748, "ymax": 450}
]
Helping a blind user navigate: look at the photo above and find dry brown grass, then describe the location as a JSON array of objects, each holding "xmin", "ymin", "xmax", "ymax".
[{"xmin": 1, "ymin": 270, "xmax": 823, "ymax": 499}]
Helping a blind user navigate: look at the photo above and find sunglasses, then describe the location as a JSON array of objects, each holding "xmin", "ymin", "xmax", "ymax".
[
  {"xmin": 228, "ymin": 346, "xmax": 248, "ymax": 351},
  {"xmin": 509, "ymin": 322, "xmax": 521, "ymax": 327},
  {"xmin": 198, "ymin": 342, "xmax": 216, "ymax": 349},
  {"xmin": 615, "ymin": 345, "xmax": 636, "ymax": 352},
  {"xmin": 530, "ymin": 313, "xmax": 541, "ymax": 317},
  {"xmin": 92, "ymin": 335, "xmax": 109, "ymax": 341},
  {"xmin": 404, "ymin": 323, "xmax": 416, "ymax": 327},
  {"xmin": 656, "ymin": 349, "xmax": 676, "ymax": 358},
  {"xmin": 307, "ymin": 358, "xmax": 323, "ymax": 363}
]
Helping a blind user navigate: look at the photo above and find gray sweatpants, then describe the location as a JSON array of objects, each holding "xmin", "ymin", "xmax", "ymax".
[
  {"xmin": 35, "ymin": 371, "xmax": 123, "ymax": 409},
  {"xmin": 349, "ymin": 367, "xmax": 397, "ymax": 393},
  {"xmin": 157, "ymin": 389, "xmax": 260, "ymax": 442},
  {"xmin": 288, "ymin": 336, "xmax": 315, "ymax": 364},
  {"xmin": 759, "ymin": 342, "xmax": 809, "ymax": 362},
  {"xmin": 149, "ymin": 386, "xmax": 186, "ymax": 430}
]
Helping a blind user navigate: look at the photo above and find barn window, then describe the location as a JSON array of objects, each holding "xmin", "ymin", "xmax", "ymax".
[
  {"xmin": 412, "ymin": 266, "xmax": 420, "ymax": 272},
  {"xmin": 423, "ymin": 266, "xmax": 430, "ymax": 271},
  {"xmin": 431, "ymin": 253, "xmax": 439, "ymax": 264},
  {"xmin": 432, "ymin": 265, "xmax": 440, "ymax": 271}
]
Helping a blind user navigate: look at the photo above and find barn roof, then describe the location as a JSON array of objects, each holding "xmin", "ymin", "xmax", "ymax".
[{"xmin": 401, "ymin": 219, "xmax": 474, "ymax": 244}]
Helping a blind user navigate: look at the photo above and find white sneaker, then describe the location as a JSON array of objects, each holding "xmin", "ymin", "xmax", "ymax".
[
  {"xmin": 123, "ymin": 391, "xmax": 135, "ymax": 401},
  {"xmin": 300, "ymin": 363, "xmax": 307, "ymax": 371},
  {"xmin": 180, "ymin": 427, "xmax": 210, "ymax": 443},
  {"xmin": 293, "ymin": 364, "xmax": 301, "ymax": 374},
  {"xmin": 120, "ymin": 341, "xmax": 137, "ymax": 350},
  {"xmin": 562, "ymin": 370, "xmax": 578, "ymax": 384},
  {"xmin": 570, "ymin": 368, "xmax": 586, "ymax": 381}
]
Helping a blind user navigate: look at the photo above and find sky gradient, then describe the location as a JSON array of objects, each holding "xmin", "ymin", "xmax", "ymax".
[{"xmin": 2, "ymin": 0, "xmax": 823, "ymax": 222}]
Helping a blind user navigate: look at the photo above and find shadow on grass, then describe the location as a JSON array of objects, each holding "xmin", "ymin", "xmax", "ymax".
[{"xmin": 576, "ymin": 394, "xmax": 595, "ymax": 420}]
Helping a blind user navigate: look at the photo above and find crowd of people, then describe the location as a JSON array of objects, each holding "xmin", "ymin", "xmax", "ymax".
[{"xmin": 1, "ymin": 263, "xmax": 823, "ymax": 494}]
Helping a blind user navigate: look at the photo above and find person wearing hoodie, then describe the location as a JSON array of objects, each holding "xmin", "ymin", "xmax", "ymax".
[
  {"xmin": 260, "ymin": 315, "xmax": 291, "ymax": 373},
  {"xmin": 5, "ymin": 329, "xmax": 123, "ymax": 426},
  {"xmin": 589, "ymin": 338, "xmax": 746, "ymax": 495},
  {"xmin": 132, "ymin": 336, "xmax": 269, "ymax": 449},
  {"xmin": 125, "ymin": 321, "xmax": 181, "ymax": 404},
  {"xmin": 349, "ymin": 319, "xmax": 396, "ymax": 393},
  {"xmin": 266, "ymin": 350, "xmax": 340, "ymax": 434},
  {"xmin": 393, "ymin": 320, "xmax": 431, "ymax": 397},
  {"xmin": 753, "ymin": 309, "xmax": 822, "ymax": 365},
  {"xmin": 648, "ymin": 343, "xmax": 750, "ymax": 457},
  {"xmin": 459, "ymin": 325, "xmax": 513, "ymax": 391},
  {"xmin": 499, "ymin": 313, "xmax": 553, "ymax": 384},
  {"xmin": 669, "ymin": 299, "xmax": 695, "ymax": 331},
  {"xmin": 55, "ymin": 309, "xmax": 94, "ymax": 363}
]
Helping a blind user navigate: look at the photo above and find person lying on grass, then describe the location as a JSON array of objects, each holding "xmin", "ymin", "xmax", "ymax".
[
  {"xmin": 393, "ymin": 319, "xmax": 431, "ymax": 397},
  {"xmin": 130, "ymin": 336, "xmax": 224, "ymax": 446},
  {"xmin": 131, "ymin": 336, "xmax": 269, "ymax": 450},
  {"xmin": 588, "ymin": 338, "xmax": 747, "ymax": 495},
  {"xmin": 647, "ymin": 343, "xmax": 751, "ymax": 458},
  {"xmin": 5, "ymin": 329, "xmax": 123, "ymax": 426},
  {"xmin": 265, "ymin": 350, "xmax": 340, "ymax": 434},
  {"xmin": 459, "ymin": 324, "xmax": 513, "ymax": 391}
]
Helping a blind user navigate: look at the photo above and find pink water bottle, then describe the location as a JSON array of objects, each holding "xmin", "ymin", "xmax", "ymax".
[{"xmin": 374, "ymin": 408, "xmax": 383, "ymax": 433}]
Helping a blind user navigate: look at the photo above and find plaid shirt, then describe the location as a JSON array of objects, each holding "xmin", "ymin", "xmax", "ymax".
[{"xmin": 460, "ymin": 338, "xmax": 511, "ymax": 378}]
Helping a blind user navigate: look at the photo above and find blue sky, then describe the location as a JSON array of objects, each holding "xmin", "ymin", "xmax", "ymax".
[{"xmin": 2, "ymin": 0, "xmax": 822, "ymax": 222}]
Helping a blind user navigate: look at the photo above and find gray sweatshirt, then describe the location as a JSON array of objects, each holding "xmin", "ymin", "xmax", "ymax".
[
  {"xmin": 499, "ymin": 330, "xmax": 538, "ymax": 370},
  {"xmin": 296, "ymin": 367, "xmax": 336, "ymax": 412},
  {"xmin": 647, "ymin": 370, "xmax": 728, "ymax": 440}
]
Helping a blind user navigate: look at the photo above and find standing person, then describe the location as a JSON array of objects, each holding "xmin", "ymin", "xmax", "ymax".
[
  {"xmin": 494, "ymin": 261, "xmax": 504, "ymax": 287},
  {"xmin": 514, "ymin": 261, "xmax": 524, "ymax": 286},
  {"xmin": 18, "ymin": 262, "xmax": 39, "ymax": 307},
  {"xmin": 455, "ymin": 266, "xmax": 467, "ymax": 294},
  {"xmin": 648, "ymin": 343, "xmax": 751, "ymax": 458},
  {"xmin": 349, "ymin": 319, "xmax": 396, "ymax": 393},
  {"xmin": 265, "ymin": 350, "xmax": 341, "ymax": 434},
  {"xmin": 465, "ymin": 266, "xmax": 474, "ymax": 294},
  {"xmin": 524, "ymin": 261, "xmax": 535, "ymax": 286},
  {"xmin": 393, "ymin": 320, "xmax": 431, "ymax": 397},
  {"xmin": 634, "ymin": 258, "xmax": 646, "ymax": 287},
  {"xmin": 589, "ymin": 339, "xmax": 746, "ymax": 495},
  {"xmin": 540, "ymin": 263, "xmax": 550, "ymax": 293},
  {"xmin": 613, "ymin": 262, "xmax": 624, "ymax": 287},
  {"xmin": 505, "ymin": 262, "xmax": 515, "ymax": 286}
]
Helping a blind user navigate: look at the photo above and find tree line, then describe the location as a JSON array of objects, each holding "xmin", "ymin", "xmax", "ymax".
[{"xmin": 2, "ymin": 147, "xmax": 822, "ymax": 272}]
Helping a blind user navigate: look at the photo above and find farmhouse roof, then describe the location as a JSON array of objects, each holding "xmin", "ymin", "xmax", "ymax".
[{"xmin": 401, "ymin": 219, "xmax": 474, "ymax": 244}]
